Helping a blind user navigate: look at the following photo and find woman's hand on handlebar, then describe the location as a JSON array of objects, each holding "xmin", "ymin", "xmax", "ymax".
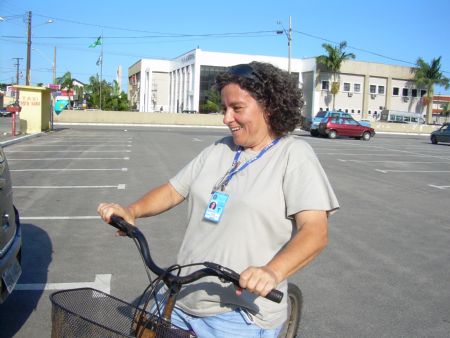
[
  {"xmin": 97, "ymin": 202, "xmax": 136, "ymax": 235},
  {"xmin": 238, "ymin": 266, "xmax": 281, "ymax": 298}
]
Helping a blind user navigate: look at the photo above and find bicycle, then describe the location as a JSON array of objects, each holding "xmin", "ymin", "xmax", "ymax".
[{"xmin": 50, "ymin": 216, "xmax": 302, "ymax": 337}]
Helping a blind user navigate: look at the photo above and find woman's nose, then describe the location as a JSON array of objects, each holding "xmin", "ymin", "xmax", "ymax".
[{"xmin": 223, "ymin": 108, "xmax": 233, "ymax": 124}]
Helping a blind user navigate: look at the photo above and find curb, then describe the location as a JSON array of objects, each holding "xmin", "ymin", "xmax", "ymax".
[{"xmin": 0, "ymin": 132, "xmax": 45, "ymax": 147}]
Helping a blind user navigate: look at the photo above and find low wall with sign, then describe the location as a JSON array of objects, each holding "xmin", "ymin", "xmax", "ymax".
[
  {"xmin": 54, "ymin": 110, "xmax": 225, "ymax": 126},
  {"xmin": 53, "ymin": 109, "xmax": 442, "ymax": 134}
]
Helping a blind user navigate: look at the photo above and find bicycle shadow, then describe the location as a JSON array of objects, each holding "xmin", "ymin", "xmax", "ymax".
[{"xmin": 0, "ymin": 223, "xmax": 52, "ymax": 337}]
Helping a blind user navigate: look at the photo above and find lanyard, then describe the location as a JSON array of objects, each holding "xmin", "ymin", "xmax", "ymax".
[{"xmin": 214, "ymin": 137, "xmax": 281, "ymax": 192}]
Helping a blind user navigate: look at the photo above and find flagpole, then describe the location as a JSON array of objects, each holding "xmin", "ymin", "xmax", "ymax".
[{"xmin": 100, "ymin": 31, "xmax": 103, "ymax": 110}]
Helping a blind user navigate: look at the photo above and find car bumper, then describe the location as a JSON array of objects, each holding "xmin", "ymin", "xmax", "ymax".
[{"xmin": 0, "ymin": 208, "xmax": 22, "ymax": 303}]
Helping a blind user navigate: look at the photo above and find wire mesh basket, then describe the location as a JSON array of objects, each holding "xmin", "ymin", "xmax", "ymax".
[{"xmin": 50, "ymin": 288, "xmax": 196, "ymax": 338}]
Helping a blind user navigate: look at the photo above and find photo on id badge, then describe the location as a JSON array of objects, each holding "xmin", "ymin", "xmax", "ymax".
[{"xmin": 204, "ymin": 192, "xmax": 228, "ymax": 223}]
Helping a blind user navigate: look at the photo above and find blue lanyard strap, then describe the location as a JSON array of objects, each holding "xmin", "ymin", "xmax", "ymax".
[{"xmin": 219, "ymin": 137, "xmax": 281, "ymax": 191}]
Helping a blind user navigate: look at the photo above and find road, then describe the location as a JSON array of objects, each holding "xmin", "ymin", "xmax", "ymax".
[{"xmin": 0, "ymin": 126, "xmax": 449, "ymax": 337}]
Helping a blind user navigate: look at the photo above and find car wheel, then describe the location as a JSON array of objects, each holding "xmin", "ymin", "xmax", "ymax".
[
  {"xmin": 310, "ymin": 130, "xmax": 319, "ymax": 137},
  {"xmin": 431, "ymin": 135, "xmax": 438, "ymax": 144},
  {"xmin": 362, "ymin": 132, "xmax": 371, "ymax": 141},
  {"xmin": 328, "ymin": 130, "xmax": 337, "ymax": 139}
]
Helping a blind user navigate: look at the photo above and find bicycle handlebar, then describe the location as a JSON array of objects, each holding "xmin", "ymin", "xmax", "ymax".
[{"xmin": 109, "ymin": 215, "xmax": 283, "ymax": 303}]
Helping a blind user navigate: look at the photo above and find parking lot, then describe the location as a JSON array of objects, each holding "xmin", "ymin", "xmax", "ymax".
[{"xmin": 0, "ymin": 126, "xmax": 449, "ymax": 337}]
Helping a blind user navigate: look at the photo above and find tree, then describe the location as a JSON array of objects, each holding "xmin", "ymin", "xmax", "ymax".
[
  {"xmin": 441, "ymin": 101, "xmax": 450, "ymax": 122},
  {"xmin": 56, "ymin": 72, "xmax": 75, "ymax": 108},
  {"xmin": 316, "ymin": 41, "xmax": 355, "ymax": 110},
  {"xmin": 201, "ymin": 88, "xmax": 221, "ymax": 113},
  {"xmin": 85, "ymin": 75, "xmax": 129, "ymax": 111},
  {"xmin": 412, "ymin": 57, "xmax": 450, "ymax": 124}
]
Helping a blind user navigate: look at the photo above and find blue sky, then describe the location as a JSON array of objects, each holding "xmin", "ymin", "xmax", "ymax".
[{"xmin": 1, "ymin": 0, "xmax": 450, "ymax": 94}]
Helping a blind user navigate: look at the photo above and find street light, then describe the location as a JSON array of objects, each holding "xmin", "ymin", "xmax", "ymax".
[{"xmin": 277, "ymin": 16, "xmax": 292, "ymax": 74}]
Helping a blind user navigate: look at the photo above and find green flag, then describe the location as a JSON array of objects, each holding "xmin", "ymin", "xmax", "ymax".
[{"xmin": 89, "ymin": 36, "xmax": 102, "ymax": 48}]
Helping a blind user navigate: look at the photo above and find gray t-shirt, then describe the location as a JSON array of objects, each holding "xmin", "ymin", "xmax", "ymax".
[{"xmin": 169, "ymin": 135, "xmax": 339, "ymax": 328}]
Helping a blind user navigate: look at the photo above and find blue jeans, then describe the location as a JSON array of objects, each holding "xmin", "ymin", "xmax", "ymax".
[{"xmin": 169, "ymin": 306, "xmax": 282, "ymax": 338}]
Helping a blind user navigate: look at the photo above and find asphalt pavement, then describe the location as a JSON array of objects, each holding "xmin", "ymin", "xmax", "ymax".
[{"xmin": 0, "ymin": 124, "xmax": 449, "ymax": 338}]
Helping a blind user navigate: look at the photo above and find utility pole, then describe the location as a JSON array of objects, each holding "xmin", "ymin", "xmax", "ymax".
[
  {"xmin": 12, "ymin": 57, "xmax": 23, "ymax": 103},
  {"xmin": 288, "ymin": 16, "xmax": 292, "ymax": 74},
  {"xmin": 26, "ymin": 11, "xmax": 32, "ymax": 85},
  {"xmin": 277, "ymin": 16, "xmax": 293, "ymax": 74},
  {"xmin": 53, "ymin": 46, "xmax": 57, "ymax": 83}
]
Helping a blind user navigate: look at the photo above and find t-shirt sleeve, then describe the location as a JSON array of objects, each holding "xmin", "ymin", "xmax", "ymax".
[
  {"xmin": 169, "ymin": 143, "xmax": 215, "ymax": 198},
  {"xmin": 283, "ymin": 141, "xmax": 339, "ymax": 217}
]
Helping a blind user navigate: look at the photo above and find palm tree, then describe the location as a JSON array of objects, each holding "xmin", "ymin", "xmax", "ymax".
[
  {"xmin": 441, "ymin": 102, "xmax": 450, "ymax": 122},
  {"xmin": 56, "ymin": 71, "xmax": 75, "ymax": 109},
  {"xmin": 316, "ymin": 41, "xmax": 355, "ymax": 110},
  {"xmin": 412, "ymin": 57, "xmax": 450, "ymax": 124}
]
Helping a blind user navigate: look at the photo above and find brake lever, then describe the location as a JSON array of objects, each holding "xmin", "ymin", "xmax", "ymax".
[
  {"xmin": 204, "ymin": 262, "xmax": 284, "ymax": 303},
  {"xmin": 204, "ymin": 262, "xmax": 240, "ymax": 285}
]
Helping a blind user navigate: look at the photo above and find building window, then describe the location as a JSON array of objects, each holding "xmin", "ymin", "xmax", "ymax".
[
  {"xmin": 370, "ymin": 85, "xmax": 377, "ymax": 94},
  {"xmin": 351, "ymin": 109, "xmax": 355, "ymax": 114},
  {"xmin": 322, "ymin": 81, "xmax": 330, "ymax": 90},
  {"xmin": 378, "ymin": 86, "xmax": 385, "ymax": 95},
  {"xmin": 354, "ymin": 83, "xmax": 361, "ymax": 93},
  {"xmin": 411, "ymin": 89, "xmax": 418, "ymax": 97},
  {"xmin": 402, "ymin": 88, "xmax": 409, "ymax": 97},
  {"xmin": 343, "ymin": 82, "xmax": 351, "ymax": 92},
  {"xmin": 357, "ymin": 110, "xmax": 361, "ymax": 114},
  {"xmin": 393, "ymin": 87, "xmax": 399, "ymax": 96},
  {"xmin": 420, "ymin": 89, "xmax": 427, "ymax": 97},
  {"xmin": 345, "ymin": 109, "xmax": 348, "ymax": 113},
  {"xmin": 368, "ymin": 110, "xmax": 371, "ymax": 115}
]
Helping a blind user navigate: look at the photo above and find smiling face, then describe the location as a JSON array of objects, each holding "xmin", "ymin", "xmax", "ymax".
[{"xmin": 221, "ymin": 83, "xmax": 275, "ymax": 152}]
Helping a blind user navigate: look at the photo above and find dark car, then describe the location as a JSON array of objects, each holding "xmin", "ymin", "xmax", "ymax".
[
  {"xmin": 430, "ymin": 123, "xmax": 450, "ymax": 144},
  {"xmin": 0, "ymin": 108, "xmax": 10, "ymax": 118},
  {"xmin": 319, "ymin": 117, "xmax": 376, "ymax": 141},
  {"xmin": 0, "ymin": 146, "xmax": 22, "ymax": 304}
]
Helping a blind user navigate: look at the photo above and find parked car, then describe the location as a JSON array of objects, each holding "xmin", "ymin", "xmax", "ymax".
[
  {"xmin": 310, "ymin": 111, "xmax": 354, "ymax": 137},
  {"xmin": 0, "ymin": 108, "xmax": 10, "ymax": 118},
  {"xmin": 319, "ymin": 117, "xmax": 376, "ymax": 140},
  {"xmin": 430, "ymin": 123, "xmax": 450, "ymax": 144},
  {"xmin": 0, "ymin": 146, "xmax": 22, "ymax": 304}
]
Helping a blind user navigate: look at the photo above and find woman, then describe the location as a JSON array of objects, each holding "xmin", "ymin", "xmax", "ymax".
[{"xmin": 98, "ymin": 61, "xmax": 339, "ymax": 337}]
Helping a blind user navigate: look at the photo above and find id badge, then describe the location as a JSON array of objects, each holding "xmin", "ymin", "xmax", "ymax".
[{"xmin": 204, "ymin": 191, "xmax": 229, "ymax": 223}]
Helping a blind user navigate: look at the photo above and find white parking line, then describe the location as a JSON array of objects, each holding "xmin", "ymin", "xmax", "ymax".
[
  {"xmin": 16, "ymin": 274, "xmax": 111, "ymax": 294},
  {"xmin": 339, "ymin": 159, "xmax": 450, "ymax": 164},
  {"xmin": 13, "ymin": 184, "xmax": 126, "ymax": 189},
  {"xmin": 375, "ymin": 169, "xmax": 450, "ymax": 173},
  {"xmin": 428, "ymin": 185, "xmax": 450, "ymax": 190},
  {"xmin": 11, "ymin": 168, "xmax": 128, "ymax": 172},
  {"xmin": 13, "ymin": 144, "xmax": 132, "ymax": 147},
  {"xmin": 8, "ymin": 157, "xmax": 130, "ymax": 161},
  {"xmin": 21, "ymin": 216, "xmax": 99, "ymax": 220},
  {"xmin": 7, "ymin": 150, "xmax": 131, "ymax": 153},
  {"xmin": 318, "ymin": 153, "xmax": 429, "ymax": 156}
]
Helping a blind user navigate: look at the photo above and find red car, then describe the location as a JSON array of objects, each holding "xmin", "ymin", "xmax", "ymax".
[{"xmin": 318, "ymin": 117, "xmax": 375, "ymax": 140}]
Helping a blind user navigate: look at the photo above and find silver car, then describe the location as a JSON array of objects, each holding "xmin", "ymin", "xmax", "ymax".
[{"xmin": 0, "ymin": 146, "xmax": 22, "ymax": 304}]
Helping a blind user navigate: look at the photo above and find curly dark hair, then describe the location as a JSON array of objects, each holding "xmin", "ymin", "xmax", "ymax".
[{"xmin": 215, "ymin": 61, "xmax": 304, "ymax": 136}]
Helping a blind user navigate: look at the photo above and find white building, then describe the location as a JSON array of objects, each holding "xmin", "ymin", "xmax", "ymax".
[{"xmin": 128, "ymin": 48, "xmax": 428, "ymax": 120}]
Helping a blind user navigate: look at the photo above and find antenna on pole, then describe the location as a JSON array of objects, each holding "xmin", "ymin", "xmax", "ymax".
[{"xmin": 277, "ymin": 16, "xmax": 293, "ymax": 74}]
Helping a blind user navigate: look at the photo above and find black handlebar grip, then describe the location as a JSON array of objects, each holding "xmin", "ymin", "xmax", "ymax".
[
  {"xmin": 109, "ymin": 215, "xmax": 136, "ymax": 237},
  {"xmin": 265, "ymin": 289, "xmax": 284, "ymax": 303}
]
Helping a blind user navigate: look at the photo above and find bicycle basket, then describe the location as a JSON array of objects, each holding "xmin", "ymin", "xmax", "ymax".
[{"xmin": 50, "ymin": 288, "xmax": 196, "ymax": 338}]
